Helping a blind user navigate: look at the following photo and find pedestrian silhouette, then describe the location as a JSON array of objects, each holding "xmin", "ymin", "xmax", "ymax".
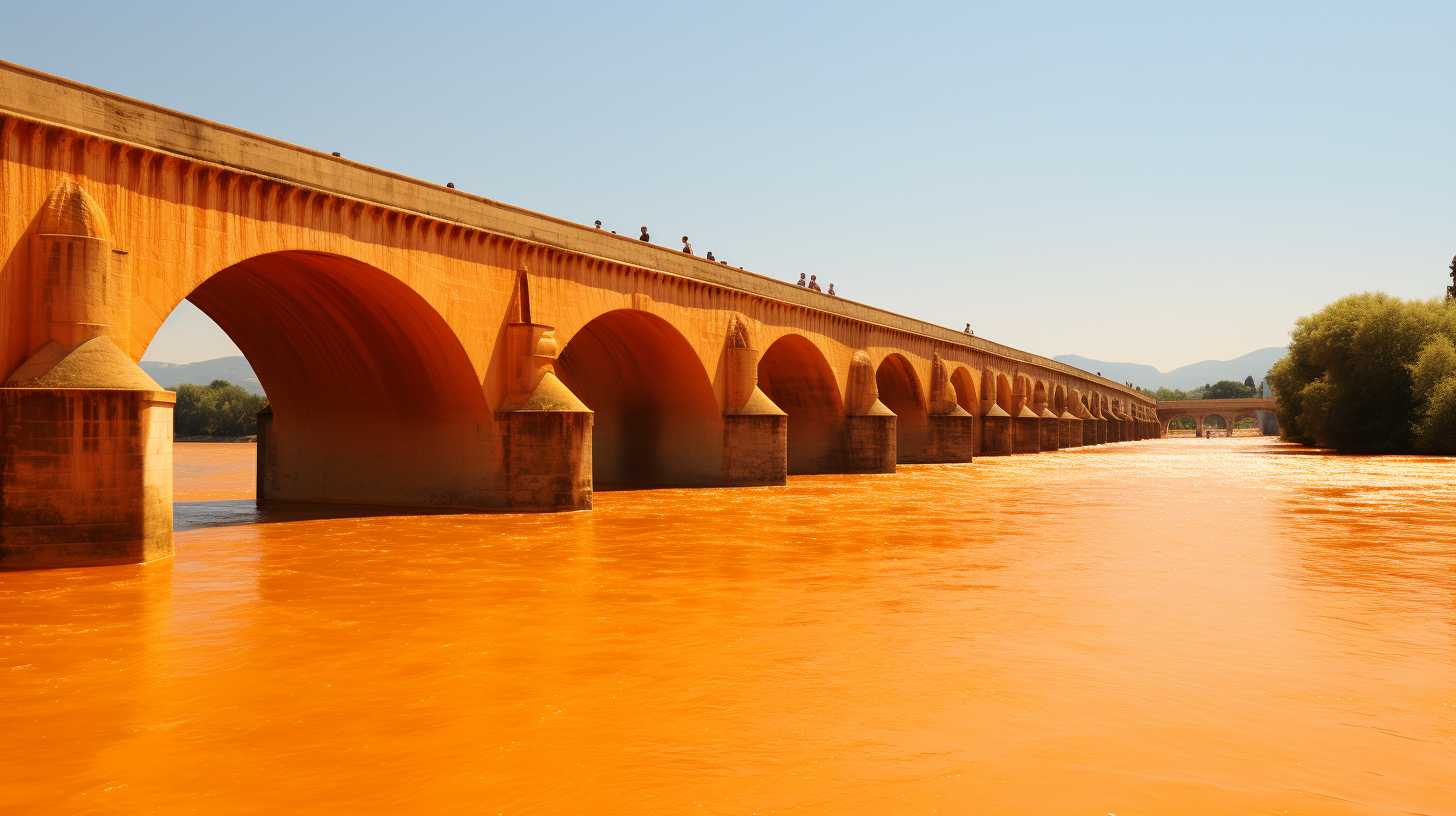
[
  {"xmin": 681, "ymin": 236, "xmax": 693, "ymax": 255},
  {"xmin": 639, "ymin": 226, "xmax": 650, "ymax": 242},
  {"xmin": 827, "ymin": 283, "xmax": 837, "ymax": 297},
  {"xmin": 796, "ymin": 273, "xmax": 807, "ymax": 287},
  {"xmin": 808, "ymin": 274, "xmax": 822, "ymax": 292},
  {"xmin": 594, "ymin": 220, "xmax": 602, "ymax": 229}
]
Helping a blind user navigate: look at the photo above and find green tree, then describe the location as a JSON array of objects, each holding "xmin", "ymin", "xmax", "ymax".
[
  {"xmin": 174, "ymin": 380, "xmax": 268, "ymax": 439},
  {"xmin": 1243, "ymin": 375, "xmax": 1256, "ymax": 389},
  {"xmin": 1409, "ymin": 335, "xmax": 1456, "ymax": 453},
  {"xmin": 1202, "ymin": 380, "xmax": 1257, "ymax": 399},
  {"xmin": 1269, "ymin": 293, "xmax": 1456, "ymax": 452},
  {"xmin": 1151, "ymin": 387, "xmax": 1195, "ymax": 401}
]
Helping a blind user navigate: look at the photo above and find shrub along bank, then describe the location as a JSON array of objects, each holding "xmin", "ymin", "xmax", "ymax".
[
  {"xmin": 174, "ymin": 379, "xmax": 268, "ymax": 439},
  {"xmin": 1269, "ymin": 293, "xmax": 1456, "ymax": 453}
]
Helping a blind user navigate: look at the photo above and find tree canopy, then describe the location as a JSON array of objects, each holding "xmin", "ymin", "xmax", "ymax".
[
  {"xmin": 175, "ymin": 379, "xmax": 269, "ymax": 439},
  {"xmin": 1149, "ymin": 380, "xmax": 1258, "ymax": 401},
  {"xmin": 1268, "ymin": 293, "xmax": 1456, "ymax": 453}
]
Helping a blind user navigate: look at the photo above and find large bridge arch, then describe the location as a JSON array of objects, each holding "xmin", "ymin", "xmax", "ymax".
[
  {"xmin": 557, "ymin": 308, "xmax": 722, "ymax": 488},
  {"xmin": 153, "ymin": 250, "xmax": 497, "ymax": 508},
  {"xmin": 758, "ymin": 333, "xmax": 844, "ymax": 474}
]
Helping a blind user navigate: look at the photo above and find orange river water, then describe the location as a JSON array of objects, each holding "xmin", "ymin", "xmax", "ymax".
[{"xmin": 1, "ymin": 438, "xmax": 1453, "ymax": 814}]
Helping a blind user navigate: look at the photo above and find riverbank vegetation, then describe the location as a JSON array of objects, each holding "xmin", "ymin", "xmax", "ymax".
[
  {"xmin": 1146, "ymin": 379, "xmax": 1261, "ymax": 401},
  {"xmin": 1269, "ymin": 294, "xmax": 1456, "ymax": 453},
  {"xmin": 175, "ymin": 379, "xmax": 268, "ymax": 439}
]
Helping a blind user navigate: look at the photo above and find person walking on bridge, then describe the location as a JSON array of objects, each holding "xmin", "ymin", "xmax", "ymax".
[
  {"xmin": 796, "ymin": 273, "xmax": 807, "ymax": 287},
  {"xmin": 808, "ymin": 274, "xmax": 822, "ymax": 292},
  {"xmin": 681, "ymin": 236, "xmax": 693, "ymax": 255},
  {"xmin": 639, "ymin": 226, "xmax": 650, "ymax": 242}
]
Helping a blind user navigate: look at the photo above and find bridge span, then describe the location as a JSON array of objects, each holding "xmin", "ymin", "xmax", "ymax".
[
  {"xmin": 0, "ymin": 62, "xmax": 1157, "ymax": 569},
  {"xmin": 1157, "ymin": 398, "xmax": 1280, "ymax": 437}
]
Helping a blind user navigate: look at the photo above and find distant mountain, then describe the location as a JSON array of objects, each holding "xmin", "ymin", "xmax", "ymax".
[
  {"xmin": 141, "ymin": 356, "xmax": 263, "ymax": 395},
  {"xmin": 1055, "ymin": 347, "xmax": 1288, "ymax": 391}
]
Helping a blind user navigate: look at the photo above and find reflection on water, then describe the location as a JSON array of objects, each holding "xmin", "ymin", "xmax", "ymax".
[
  {"xmin": 1, "ymin": 439, "xmax": 1452, "ymax": 814},
  {"xmin": 175, "ymin": 499, "xmax": 260, "ymax": 531}
]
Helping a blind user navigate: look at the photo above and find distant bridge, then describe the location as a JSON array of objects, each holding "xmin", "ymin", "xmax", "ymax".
[
  {"xmin": 1156, "ymin": 398, "xmax": 1279, "ymax": 437},
  {"xmin": 0, "ymin": 61, "xmax": 1159, "ymax": 569}
]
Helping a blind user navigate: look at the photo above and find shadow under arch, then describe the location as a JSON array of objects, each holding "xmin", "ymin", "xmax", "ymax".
[
  {"xmin": 758, "ymin": 334, "xmax": 844, "ymax": 474},
  {"xmin": 995, "ymin": 374, "xmax": 1013, "ymax": 412},
  {"xmin": 950, "ymin": 366, "xmax": 979, "ymax": 414},
  {"xmin": 557, "ymin": 309, "xmax": 721, "ymax": 489},
  {"xmin": 1203, "ymin": 414, "xmax": 1232, "ymax": 436},
  {"xmin": 875, "ymin": 353, "xmax": 928, "ymax": 462},
  {"xmin": 1165, "ymin": 414, "xmax": 1197, "ymax": 435},
  {"xmin": 158, "ymin": 250, "xmax": 496, "ymax": 509},
  {"xmin": 1232, "ymin": 413, "xmax": 1261, "ymax": 434}
]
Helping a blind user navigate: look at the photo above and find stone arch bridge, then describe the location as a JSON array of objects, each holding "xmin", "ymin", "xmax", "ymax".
[
  {"xmin": 1156, "ymin": 398, "xmax": 1279, "ymax": 437},
  {"xmin": 0, "ymin": 62, "xmax": 1158, "ymax": 569}
]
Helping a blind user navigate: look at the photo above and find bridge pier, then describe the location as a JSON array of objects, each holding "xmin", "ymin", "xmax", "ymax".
[
  {"xmin": 916, "ymin": 356, "xmax": 974, "ymax": 464},
  {"xmin": 922, "ymin": 412, "xmax": 975, "ymax": 463},
  {"xmin": 1038, "ymin": 409, "xmax": 1061, "ymax": 451},
  {"xmin": 980, "ymin": 404, "xmax": 1013, "ymax": 456},
  {"xmin": 845, "ymin": 413, "xmax": 896, "ymax": 472},
  {"xmin": 719, "ymin": 320, "xmax": 789, "ymax": 485},
  {"xmin": 496, "ymin": 323, "xmax": 595, "ymax": 509},
  {"xmin": 1060, "ymin": 412, "xmax": 1082, "ymax": 447},
  {"xmin": 843, "ymin": 351, "xmax": 897, "ymax": 472},
  {"xmin": 0, "ymin": 183, "xmax": 175, "ymax": 570},
  {"xmin": 1012, "ymin": 407, "xmax": 1041, "ymax": 454}
]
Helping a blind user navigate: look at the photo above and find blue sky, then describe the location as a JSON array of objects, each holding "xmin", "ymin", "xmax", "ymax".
[{"xmin": 6, "ymin": 2, "xmax": 1452, "ymax": 369}]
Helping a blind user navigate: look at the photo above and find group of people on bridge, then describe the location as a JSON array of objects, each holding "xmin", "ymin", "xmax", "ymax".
[{"xmin": 593, "ymin": 218, "xmax": 842, "ymax": 299}]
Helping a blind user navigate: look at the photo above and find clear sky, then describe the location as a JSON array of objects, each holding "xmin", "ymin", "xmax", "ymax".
[{"xmin": 6, "ymin": 2, "xmax": 1453, "ymax": 369}]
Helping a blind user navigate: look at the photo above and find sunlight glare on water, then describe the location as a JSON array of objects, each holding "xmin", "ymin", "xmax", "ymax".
[{"xmin": 1, "ymin": 438, "xmax": 1453, "ymax": 814}]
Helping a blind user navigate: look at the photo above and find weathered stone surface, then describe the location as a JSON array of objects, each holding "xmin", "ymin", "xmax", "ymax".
[
  {"xmin": 0, "ymin": 387, "xmax": 173, "ymax": 569},
  {"xmin": 980, "ymin": 406, "xmax": 1013, "ymax": 456}
]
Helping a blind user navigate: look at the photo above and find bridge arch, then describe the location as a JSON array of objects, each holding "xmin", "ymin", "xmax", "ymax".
[
  {"xmin": 876, "ymin": 353, "xmax": 928, "ymax": 462},
  {"xmin": 950, "ymin": 366, "xmax": 979, "ymax": 414},
  {"xmin": 758, "ymin": 333, "xmax": 843, "ymax": 474},
  {"xmin": 1201, "ymin": 414, "xmax": 1231, "ymax": 436},
  {"xmin": 150, "ymin": 250, "xmax": 493, "ymax": 508},
  {"xmin": 995, "ymin": 373, "xmax": 1014, "ymax": 413},
  {"xmin": 557, "ymin": 308, "xmax": 721, "ymax": 488},
  {"xmin": 1164, "ymin": 414, "xmax": 1197, "ymax": 435}
]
